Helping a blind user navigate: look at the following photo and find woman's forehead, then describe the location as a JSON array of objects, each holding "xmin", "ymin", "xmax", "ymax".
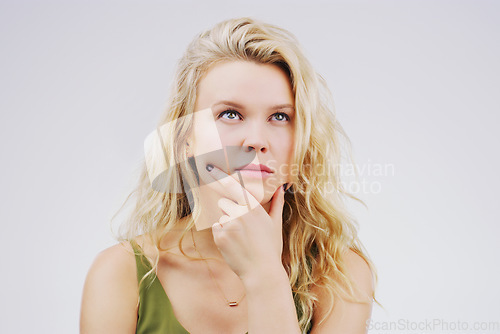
[{"xmin": 195, "ymin": 61, "xmax": 294, "ymax": 111}]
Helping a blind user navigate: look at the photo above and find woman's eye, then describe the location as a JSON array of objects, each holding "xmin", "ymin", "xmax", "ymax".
[
  {"xmin": 217, "ymin": 110, "xmax": 241, "ymax": 120},
  {"xmin": 217, "ymin": 110, "xmax": 290, "ymax": 122},
  {"xmin": 271, "ymin": 112, "xmax": 290, "ymax": 122}
]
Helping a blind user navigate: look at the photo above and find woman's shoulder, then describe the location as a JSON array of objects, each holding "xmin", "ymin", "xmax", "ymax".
[
  {"xmin": 80, "ymin": 240, "xmax": 140, "ymax": 333},
  {"xmin": 343, "ymin": 248, "xmax": 374, "ymax": 290},
  {"xmin": 88, "ymin": 240, "xmax": 140, "ymax": 276},
  {"xmin": 308, "ymin": 248, "xmax": 374, "ymax": 332},
  {"xmin": 313, "ymin": 248, "xmax": 374, "ymax": 296},
  {"xmin": 83, "ymin": 235, "xmax": 158, "ymax": 287}
]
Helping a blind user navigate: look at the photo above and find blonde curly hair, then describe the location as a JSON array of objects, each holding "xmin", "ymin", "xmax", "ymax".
[{"xmin": 112, "ymin": 17, "xmax": 379, "ymax": 333}]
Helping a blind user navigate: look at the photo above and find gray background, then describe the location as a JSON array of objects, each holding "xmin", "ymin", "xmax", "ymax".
[{"xmin": 1, "ymin": 0, "xmax": 498, "ymax": 333}]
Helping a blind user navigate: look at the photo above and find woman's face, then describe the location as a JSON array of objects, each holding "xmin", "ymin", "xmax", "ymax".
[{"xmin": 189, "ymin": 60, "xmax": 295, "ymax": 207}]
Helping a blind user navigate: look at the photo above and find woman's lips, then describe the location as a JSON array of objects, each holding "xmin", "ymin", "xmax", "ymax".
[
  {"xmin": 234, "ymin": 169, "xmax": 273, "ymax": 178},
  {"xmin": 238, "ymin": 163, "xmax": 274, "ymax": 173},
  {"xmin": 205, "ymin": 163, "xmax": 274, "ymax": 178}
]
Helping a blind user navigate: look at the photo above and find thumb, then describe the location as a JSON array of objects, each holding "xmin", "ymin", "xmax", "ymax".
[{"xmin": 269, "ymin": 183, "xmax": 286, "ymax": 222}]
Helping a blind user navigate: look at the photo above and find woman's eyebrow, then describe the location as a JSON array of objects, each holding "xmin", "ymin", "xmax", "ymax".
[
  {"xmin": 212, "ymin": 100, "xmax": 295, "ymax": 111},
  {"xmin": 271, "ymin": 104, "xmax": 294, "ymax": 111},
  {"xmin": 212, "ymin": 100, "xmax": 245, "ymax": 109}
]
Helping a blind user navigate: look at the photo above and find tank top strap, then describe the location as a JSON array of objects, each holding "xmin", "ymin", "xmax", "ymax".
[
  {"xmin": 129, "ymin": 239, "xmax": 190, "ymax": 334},
  {"xmin": 129, "ymin": 239, "xmax": 157, "ymax": 291}
]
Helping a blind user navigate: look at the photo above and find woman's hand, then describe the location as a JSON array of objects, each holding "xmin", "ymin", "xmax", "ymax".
[{"xmin": 207, "ymin": 164, "xmax": 286, "ymax": 282}]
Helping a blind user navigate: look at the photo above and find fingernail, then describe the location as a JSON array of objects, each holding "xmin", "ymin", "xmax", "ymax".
[{"xmin": 206, "ymin": 164, "xmax": 214, "ymax": 172}]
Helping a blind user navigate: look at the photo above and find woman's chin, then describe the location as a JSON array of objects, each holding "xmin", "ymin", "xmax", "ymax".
[{"xmin": 243, "ymin": 184, "xmax": 276, "ymax": 206}]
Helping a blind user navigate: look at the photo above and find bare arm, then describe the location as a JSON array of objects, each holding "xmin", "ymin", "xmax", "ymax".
[
  {"xmin": 80, "ymin": 242, "xmax": 138, "ymax": 334},
  {"xmin": 242, "ymin": 264, "xmax": 301, "ymax": 334},
  {"xmin": 310, "ymin": 249, "xmax": 375, "ymax": 334}
]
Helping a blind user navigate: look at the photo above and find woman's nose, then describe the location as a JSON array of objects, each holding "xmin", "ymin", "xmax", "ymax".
[{"xmin": 241, "ymin": 123, "xmax": 269, "ymax": 153}]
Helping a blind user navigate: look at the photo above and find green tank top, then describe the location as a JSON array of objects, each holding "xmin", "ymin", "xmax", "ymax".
[
  {"xmin": 131, "ymin": 240, "xmax": 310, "ymax": 334},
  {"xmin": 131, "ymin": 240, "xmax": 190, "ymax": 334}
]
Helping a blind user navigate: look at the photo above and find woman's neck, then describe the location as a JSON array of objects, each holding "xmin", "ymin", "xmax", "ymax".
[
  {"xmin": 159, "ymin": 214, "xmax": 224, "ymax": 260},
  {"xmin": 161, "ymin": 190, "xmax": 273, "ymax": 260}
]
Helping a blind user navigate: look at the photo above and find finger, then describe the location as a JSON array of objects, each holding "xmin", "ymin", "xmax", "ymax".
[
  {"xmin": 213, "ymin": 215, "xmax": 238, "ymax": 234},
  {"xmin": 212, "ymin": 221, "xmax": 223, "ymax": 235},
  {"xmin": 218, "ymin": 197, "xmax": 248, "ymax": 217},
  {"xmin": 219, "ymin": 214, "xmax": 231, "ymax": 224},
  {"xmin": 206, "ymin": 164, "xmax": 260, "ymax": 210},
  {"xmin": 269, "ymin": 184, "xmax": 286, "ymax": 223}
]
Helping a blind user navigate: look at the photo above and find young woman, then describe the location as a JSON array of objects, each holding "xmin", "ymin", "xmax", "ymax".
[{"xmin": 80, "ymin": 17, "xmax": 377, "ymax": 334}]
